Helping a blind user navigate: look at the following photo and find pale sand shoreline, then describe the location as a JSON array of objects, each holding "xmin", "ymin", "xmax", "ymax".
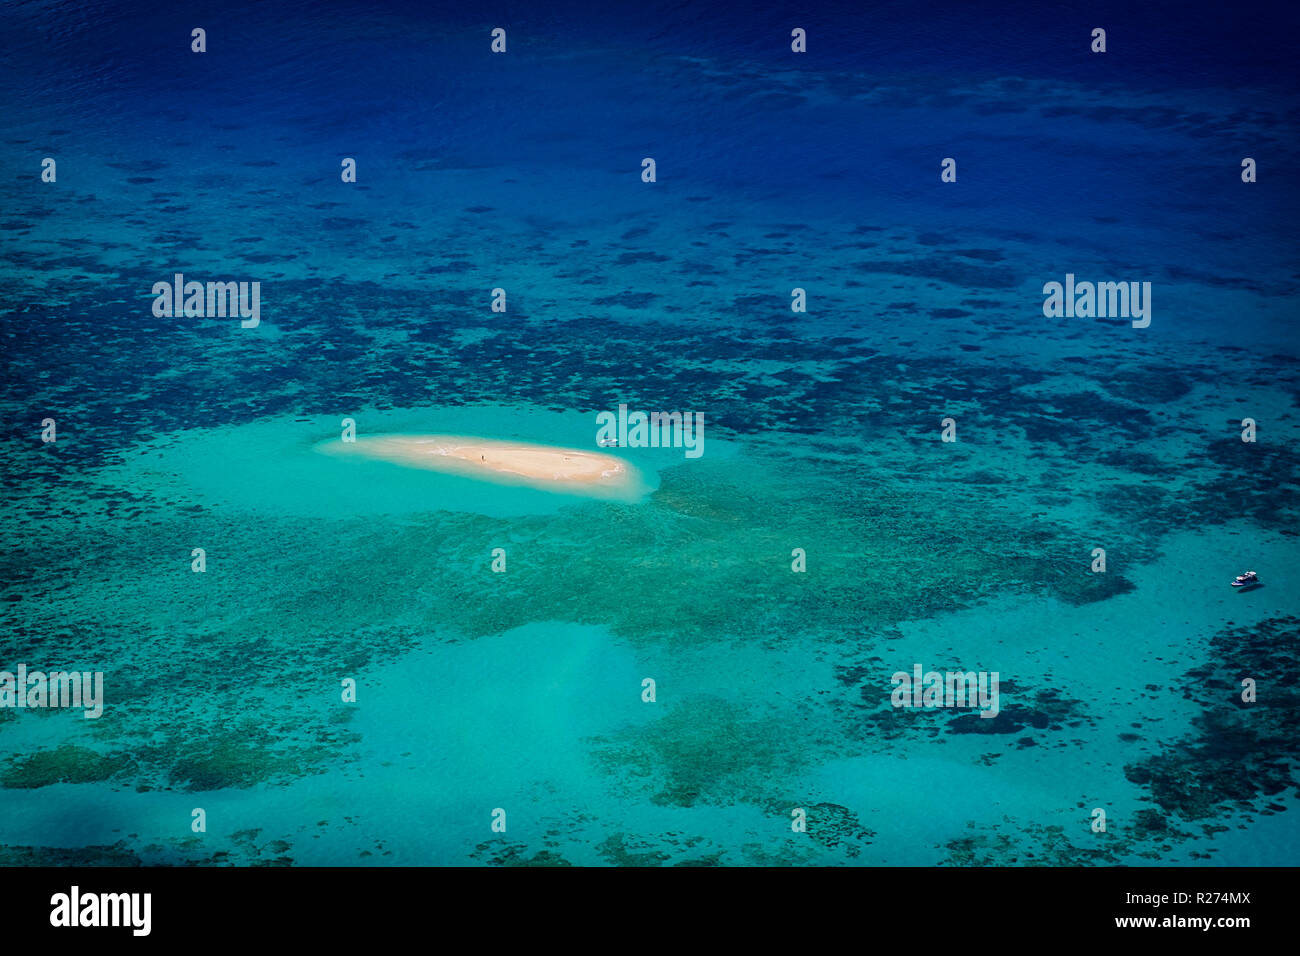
[{"xmin": 317, "ymin": 434, "xmax": 637, "ymax": 492}]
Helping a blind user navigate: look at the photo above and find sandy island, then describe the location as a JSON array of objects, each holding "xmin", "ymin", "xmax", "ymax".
[{"xmin": 317, "ymin": 434, "xmax": 639, "ymax": 495}]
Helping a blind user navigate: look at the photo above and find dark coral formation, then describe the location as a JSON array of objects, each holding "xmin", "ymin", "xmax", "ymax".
[
  {"xmin": 802, "ymin": 802, "xmax": 875, "ymax": 858},
  {"xmin": 1124, "ymin": 615, "xmax": 1299, "ymax": 823}
]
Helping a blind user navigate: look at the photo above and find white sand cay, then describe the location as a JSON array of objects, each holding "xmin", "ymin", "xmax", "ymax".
[{"xmin": 317, "ymin": 434, "xmax": 640, "ymax": 496}]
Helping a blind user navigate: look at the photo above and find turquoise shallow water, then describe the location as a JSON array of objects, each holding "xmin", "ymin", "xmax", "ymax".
[
  {"xmin": 2, "ymin": 393, "xmax": 1297, "ymax": 865},
  {"xmin": 2, "ymin": 1, "xmax": 1298, "ymax": 866}
]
